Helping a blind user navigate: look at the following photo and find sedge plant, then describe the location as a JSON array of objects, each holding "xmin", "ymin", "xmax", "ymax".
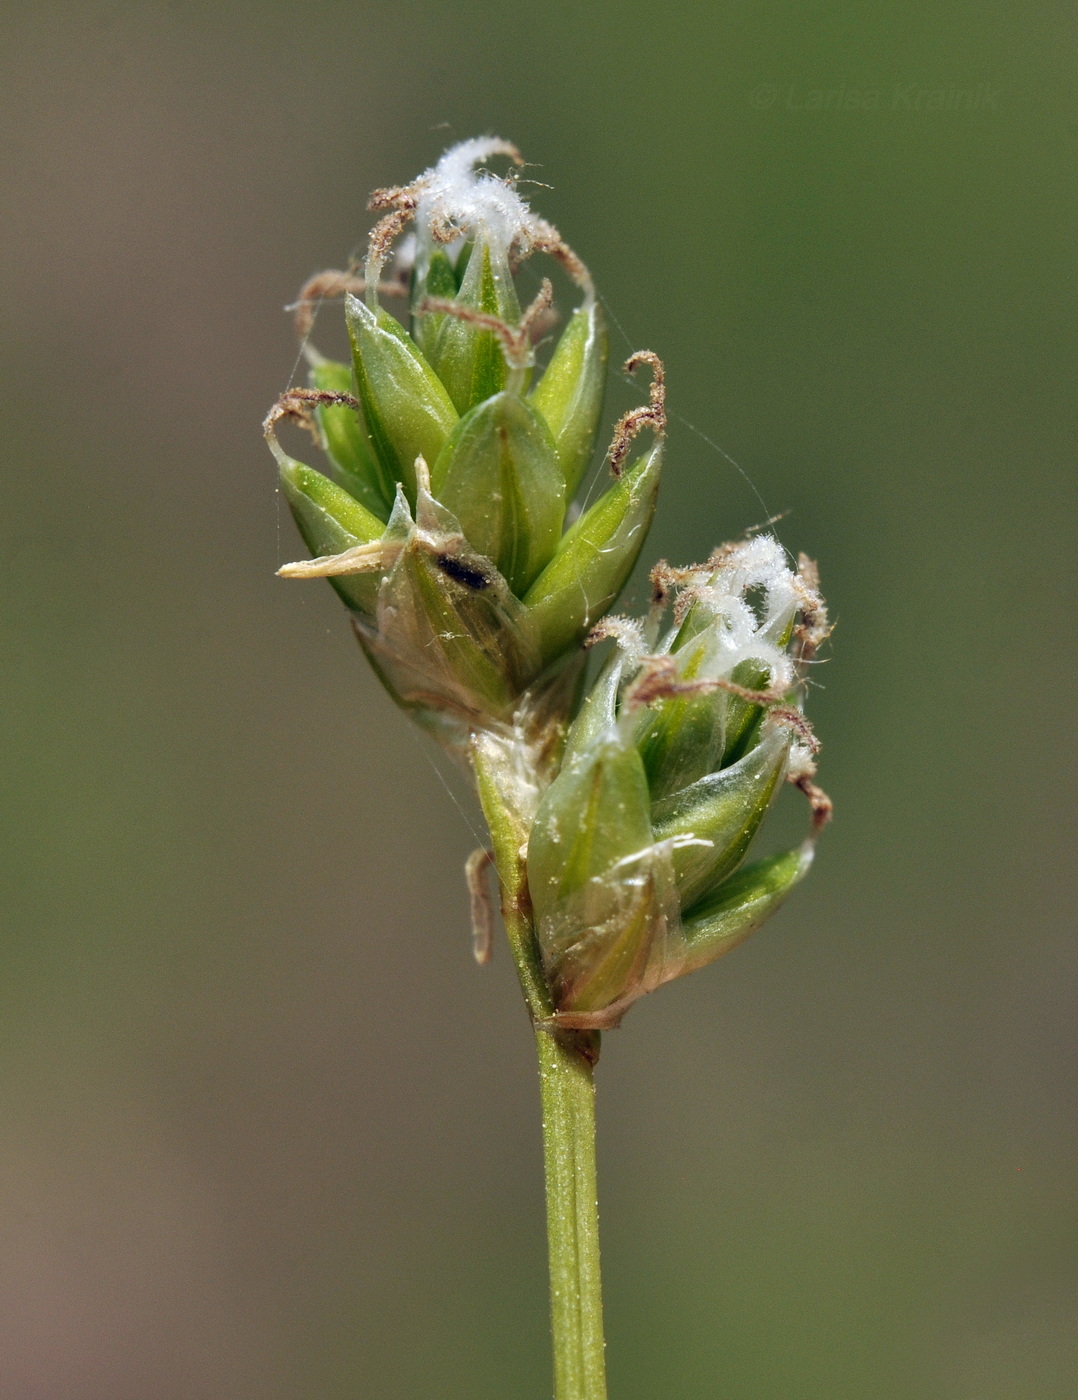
[{"xmin": 265, "ymin": 137, "xmax": 832, "ymax": 1400}]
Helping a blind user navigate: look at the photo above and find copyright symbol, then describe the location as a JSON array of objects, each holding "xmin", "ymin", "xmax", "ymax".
[{"xmin": 750, "ymin": 84, "xmax": 778, "ymax": 110}]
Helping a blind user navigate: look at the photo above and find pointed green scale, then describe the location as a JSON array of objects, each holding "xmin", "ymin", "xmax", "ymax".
[
  {"xmin": 634, "ymin": 629, "xmax": 728, "ymax": 800},
  {"xmin": 528, "ymin": 737, "xmax": 653, "ymax": 907},
  {"xmin": 410, "ymin": 247, "xmax": 460, "ymax": 360},
  {"xmin": 709, "ymin": 601, "xmax": 799, "ymax": 767},
  {"xmin": 278, "ymin": 458, "xmax": 385, "ymax": 615},
  {"xmin": 523, "ymin": 439, "xmax": 663, "ymax": 668},
  {"xmin": 429, "ymin": 240, "xmax": 521, "ymax": 414},
  {"xmin": 719, "ymin": 658, "xmax": 774, "ymax": 764},
  {"xmin": 650, "ymin": 725, "xmax": 790, "ymax": 907},
  {"xmin": 560, "ymin": 650, "xmax": 624, "ymax": 768},
  {"xmin": 667, "ymin": 599, "xmax": 796, "ymax": 770},
  {"xmin": 639, "ymin": 596, "xmax": 797, "ymax": 796},
  {"xmin": 308, "ymin": 359, "xmax": 394, "ymax": 519},
  {"xmin": 680, "ymin": 845, "xmax": 812, "ymax": 973},
  {"xmin": 530, "ymin": 299, "xmax": 608, "ymax": 496},
  {"xmin": 528, "ymin": 734, "xmax": 657, "ymax": 1013},
  {"xmin": 345, "ymin": 294, "xmax": 458, "ymax": 500},
  {"xmin": 431, "ymin": 390, "xmax": 565, "ymax": 597}
]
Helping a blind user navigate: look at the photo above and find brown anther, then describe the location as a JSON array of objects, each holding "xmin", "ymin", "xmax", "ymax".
[
  {"xmin": 623, "ymin": 653, "xmax": 801, "ymax": 715},
  {"xmin": 796, "ymin": 552, "xmax": 820, "ymax": 593},
  {"xmin": 651, "ymin": 558, "xmax": 703, "ymax": 595},
  {"xmin": 429, "ymin": 211, "xmax": 463, "ymax": 245},
  {"xmin": 672, "ymin": 580, "xmax": 709, "ymax": 626},
  {"xmin": 711, "ymin": 677, "xmax": 782, "ymax": 706},
  {"xmin": 744, "ymin": 510, "xmax": 790, "ymax": 538},
  {"xmin": 262, "ymin": 388, "xmax": 361, "ymax": 447},
  {"xmin": 794, "ymin": 775, "xmax": 833, "ymax": 833},
  {"xmin": 464, "ymin": 848, "xmax": 497, "ymax": 966},
  {"xmin": 793, "ymin": 553, "xmax": 831, "ymax": 662},
  {"xmin": 622, "ymin": 655, "xmax": 680, "ymax": 709},
  {"xmin": 704, "ymin": 540, "xmax": 741, "ymax": 571},
  {"xmin": 607, "ymin": 350, "xmax": 667, "ymax": 477},
  {"xmin": 367, "ymin": 181, "xmax": 421, "ymax": 214},
  {"xmin": 292, "ymin": 267, "xmax": 408, "ymax": 341},
  {"xmin": 526, "ymin": 304, "xmax": 560, "ymax": 346},
  {"xmin": 366, "ymin": 207, "xmax": 416, "ymax": 277},
  {"xmin": 293, "ymin": 269, "xmax": 368, "ymax": 340},
  {"xmin": 362, "ymin": 182, "xmax": 424, "ymax": 282},
  {"xmin": 524, "ymin": 216, "xmax": 594, "ymax": 295},
  {"xmin": 767, "ymin": 705, "xmax": 821, "ymax": 753},
  {"xmin": 585, "ymin": 615, "xmax": 644, "ymax": 652},
  {"xmin": 519, "ymin": 278, "xmax": 554, "ymax": 339},
  {"xmin": 649, "ymin": 560, "xmax": 677, "ymax": 608}
]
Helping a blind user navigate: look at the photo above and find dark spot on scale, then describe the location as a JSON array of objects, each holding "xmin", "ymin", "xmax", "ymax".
[{"xmin": 436, "ymin": 553, "xmax": 490, "ymax": 590}]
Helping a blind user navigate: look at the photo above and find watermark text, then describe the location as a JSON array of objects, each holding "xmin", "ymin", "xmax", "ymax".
[{"xmin": 749, "ymin": 82, "xmax": 1001, "ymax": 113}]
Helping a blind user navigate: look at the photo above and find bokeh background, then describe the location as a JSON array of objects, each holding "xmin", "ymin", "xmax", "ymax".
[{"xmin": 1, "ymin": 2, "xmax": 1075, "ymax": 1396}]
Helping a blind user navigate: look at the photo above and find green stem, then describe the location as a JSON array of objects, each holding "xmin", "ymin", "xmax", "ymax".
[
  {"xmin": 471, "ymin": 736, "xmax": 608, "ymax": 1399},
  {"xmin": 536, "ymin": 1027, "xmax": 608, "ymax": 1400}
]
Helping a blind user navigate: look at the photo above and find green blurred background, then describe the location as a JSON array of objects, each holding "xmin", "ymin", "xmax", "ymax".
[{"xmin": 1, "ymin": 2, "xmax": 1075, "ymax": 1396}]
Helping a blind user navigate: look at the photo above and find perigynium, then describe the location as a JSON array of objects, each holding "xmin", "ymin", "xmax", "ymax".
[{"xmin": 265, "ymin": 137, "xmax": 832, "ymax": 1400}]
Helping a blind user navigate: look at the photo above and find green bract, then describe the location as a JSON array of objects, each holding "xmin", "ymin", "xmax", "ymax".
[
  {"xmin": 410, "ymin": 246, "xmax": 460, "ymax": 360},
  {"xmin": 432, "ymin": 389, "xmax": 565, "ymax": 595},
  {"xmin": 651, "ymin": 722, "xmax": 790, "ymax": 907},
  {"xmin": 524, "ymin": 440, "xmax": 663, "ymax": 669},
  {"xmin": 521, "ymin": 531, "xmax": 826, "ymax": 1025},
  {"xmin": 276, "ymin": 456, "xmax": 384, "ymax": 616},
  {"xmin": 268, "ymin": 137, "xmax": 829, "ymax": 1032},
  {"xmin": 527, "ymin": 733, "xmax": 660, "ymax": 1014},
  {"xmin": 427, "ymin": 239, "xmax": 522, "ymax": 413},
  {"xmin": 680, "ymin": 846, "xmax": 813, "ymax": 973},
  {"xmin": 346, "ymin": 295, "xmax": 458, "ymax": 500},
  {"xmin": 307, "ymin": 358, "xmax": 394, "ymax": 519},
  {"xmin": 530, "ymin": 299, "xmax": 608, "ymax": 495}
]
